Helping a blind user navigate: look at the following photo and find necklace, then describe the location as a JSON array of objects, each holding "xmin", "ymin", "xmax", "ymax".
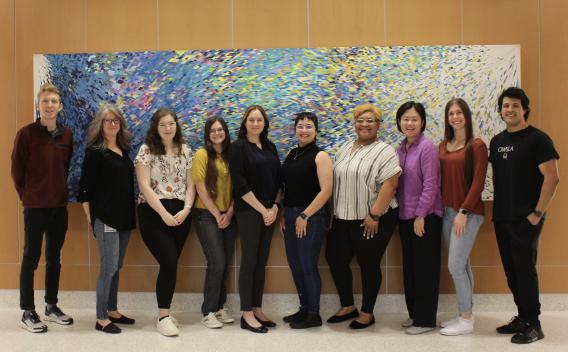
[{"xmin": 293, "ymin": 146, "xmax": 307, "ymax": 160}]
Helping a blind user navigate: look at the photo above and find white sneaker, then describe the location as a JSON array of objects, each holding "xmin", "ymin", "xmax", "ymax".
[
  {"xmin": 202, "ymin": 312, "xmax": 223, "ymax": 329},
  {"xmin": 440, "ymin": 317, "xmax": 474, "ymax": 336},
  {"xmin": 170, "ymin": 315, "xmax": 180, "ymax": 328},
  {"xmin": 401, "ymin": 317, "xmax": 414, "ymax": 328},
  {"xmin": 440, "ymin": 316, "xmax": 459, "ymax": 328},
  {"xmin": 406, "ymin": 326, "xmax": 435, "ymax": 335},
  {"xmin": 157, "ymin": 316, "xmax": 179, "ymax": 336},
  {"xmin": 215, "ymin": 307, "xmax": 235, "ymax": 324}
]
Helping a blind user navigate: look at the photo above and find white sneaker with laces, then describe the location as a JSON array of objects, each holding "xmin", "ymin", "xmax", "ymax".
[
  {"xmin": 440, "ymin": 316, "xmax": 459, "ymax": 328},
  {"xmin": 157, "ymin": 316, "xmax": 179, "ymax": 336},
  {"xmin": 202, "ymin": 312, "xmax": 223, "ymax": 329},
  {"xmin": 440, "ymin": 317, "xmax": 474, "ymax": 336},
  {"xmin": 215, "ymin": 307, "xmax": 235, "ymax": 324}
]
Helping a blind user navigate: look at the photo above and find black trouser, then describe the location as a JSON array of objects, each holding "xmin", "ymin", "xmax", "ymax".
[
  {"xmin": 494, "ymin": 219, "xmax": 544, "ymax": 326},
  {"xmin": 138, "ymin": 200, "xmax": 191, "ymax": 309},
  {"xmin": 236, "ymin": 209, "xmax": 275, "ymax": 311},
  {"xmin": 398, "ymin": 214, "xmax": 442, "ymax": 327},
  {"xmin": 20, "ymin": 207, "xmax": 68, "ymax": 310},
  {"xmin": 325, "ymin": 207, "xmax": 398, "ymax": 314}
]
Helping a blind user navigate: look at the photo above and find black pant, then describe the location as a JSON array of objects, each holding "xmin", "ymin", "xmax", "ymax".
[
  {"xmin": 494, "ymin": 219, "xmax": 544, "ymax": 326},
  {"xmin": 20, "ymin": 207, "xmax": 68, "ymax": 310},
  {"xmin": 236, "ymin": 209, "xmax": 275, "ymax": 311},
  {"xmin": 138, "ymin": 200, "xmax": 191, "ymax": 309},
  {"xmin": 325, "ymin": 207, "xmax": 398, "ymax": 314},
  {"xmin": 398, "ymin": 214, "xmax": 442, "ymax": 327}
]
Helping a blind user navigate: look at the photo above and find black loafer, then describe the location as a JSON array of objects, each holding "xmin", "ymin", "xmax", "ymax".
[
  {"xmin": 109, "ymin": 314, "xmax": 135, "ymax": 325},
  {"xmin": 255, "ymin": 316, "xmax": 277, "ymax": 328},
  {"xmin": 283, "ymin": 307, "xmax": 307, "ymax": 323},
  {"xmin": 349, "ymin": 316, "xmax": 375, "ymax": 330},
  {"xmin": 95, "ymin": 321, "xmax": 122, "ymax": 334},
  {"xmin": 241, "ymin": 317, "xmax": 268, "ymax": 333},
  {"xmin": 497, "ymin": 316, "xmax": 526, "ymax": 334},
  {"xmin": 327, "ymin": 309, "xmax": 359, "ymax": 324},
  {"xmin": 511, "ymin": 323, "xmax": 544, "ymax": 344},
  {"xmin": 290, "ymin": 313, "xmax": 322, "ymax": 329}
]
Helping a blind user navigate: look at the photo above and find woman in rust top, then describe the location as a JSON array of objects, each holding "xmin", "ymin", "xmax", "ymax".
[{"xmin": 438, "ymin": 98, "xmax": 488, "ymax": 336}]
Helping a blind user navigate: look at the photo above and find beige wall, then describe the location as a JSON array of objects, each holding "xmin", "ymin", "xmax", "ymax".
[{"xmin": 1, "ymin": 0, "xmax": 567, "ymax": 294}]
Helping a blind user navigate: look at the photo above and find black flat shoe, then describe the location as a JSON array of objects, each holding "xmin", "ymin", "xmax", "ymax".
[
  {"xmin": 349, "ymin": 316, "xmax": 375, "ymax": 330},
  {"xmin": 254, "ymin": 315, "xmax": 277, "ymax": 328},
  {"xmin": 327, "ymin": 309, "xmax": 359, "ymax": 324},
  {"xmin": 241, "ymin": 317, "xmax": 268, "ymax": 333},
  {"xmin": 283, "ymin": 307, "xmax": 307, "ymax": 323},
  {"xmin": 95, "ymin": 321, "xmax": 122, "ymax": 334},
  {"xmin": 290, "ymin": 313, "xmax": 322, "ymax": 329},
  {"xmin": 109, "ymin": 314, "xmax": 135, "ymax": 325}
]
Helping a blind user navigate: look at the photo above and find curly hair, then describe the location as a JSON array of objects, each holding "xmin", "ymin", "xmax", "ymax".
[{"xmin": 145, "ymin": 107, "xmax": 185, "ymax": 155}]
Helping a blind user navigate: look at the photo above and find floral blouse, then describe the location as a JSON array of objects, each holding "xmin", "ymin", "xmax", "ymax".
[{"xmin": 134, "ymin": 143, "xmax": 192, "ymax": 203}]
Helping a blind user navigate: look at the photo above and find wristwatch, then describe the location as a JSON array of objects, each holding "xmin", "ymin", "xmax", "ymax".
[
  {"xmin": 368, "ymin": 212, "xmax": 381, "ymax": 221},
  {"xmin": 533, "ymin": 209, "xmax": 543, "ymax": 218},
  {"xmin": 458, "ymin": 208, "xmax": 469, "ymax": 215},
  {"xmin": 299, "ymin": 212, "xmax": 309, "ymax": 220}
]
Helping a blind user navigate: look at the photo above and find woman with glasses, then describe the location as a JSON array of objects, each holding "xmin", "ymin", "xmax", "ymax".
[
  {"xmin": 280, "ymin": 112, "xmax": 333, "ymax": 329},
  {"xmin": 326, "ymin": 104, "xmax": 401, "ymax": 329},
  {"xmin": 78, "ymin": 105, "xmax": 136, "ymax": 334},
  {"xmin": 135, "ymin": 108, "xmax": 195, "ymax": 337},
  {"xmin": 192, "ymin": 117, "xmax": 236, "ymax": 329}
]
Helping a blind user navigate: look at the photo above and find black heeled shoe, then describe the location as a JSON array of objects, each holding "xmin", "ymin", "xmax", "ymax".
[
  {"xmin": 241, "ymin": 317, "xmax": 268, "ymax": 333},
  {"xmin": 254, "ymin": 315, "xmax": 277, "ymax": 328}
]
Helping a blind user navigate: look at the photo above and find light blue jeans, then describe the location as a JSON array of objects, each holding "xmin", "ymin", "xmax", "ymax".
[
  {"xmin": 442, "ymin": 207, "xmax": 484, "ymax": 314},
  {"xmin": 93, "ymin": 219, "xmax": 131, "ymax": 320}
]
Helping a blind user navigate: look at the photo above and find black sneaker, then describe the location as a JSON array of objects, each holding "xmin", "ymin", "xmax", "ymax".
[
  {"xmin": 496, "ymin": 316, "xmax": 525, "ymax": 334},
  {"xmin": 21, "ymin": 311, "xmax": 48, "ymax": 333},
  {"xmin": 511, "ymin": 323, "xmax": 544, "ymax": 344},
  {"xmin": 290, "ymin": 313, "xmax": 322, "ymax": 329},
  {"xmin": 283, "ymin": 307, "xmax": 307, "ymax": 323},
  {"xmin": 45, "ymin": 305, "xmax": 74, "ymax": 325}
]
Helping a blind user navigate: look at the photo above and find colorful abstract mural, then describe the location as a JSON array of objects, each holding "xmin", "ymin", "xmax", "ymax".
[{"xmin": 34, "ymin": 45, "xmax": 520, "ymax": 201}]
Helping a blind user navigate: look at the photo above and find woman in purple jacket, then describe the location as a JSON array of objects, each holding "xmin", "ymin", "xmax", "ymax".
[{"xmin": 395, "ymin": 101, "xmax": 443, "ymax": 335}]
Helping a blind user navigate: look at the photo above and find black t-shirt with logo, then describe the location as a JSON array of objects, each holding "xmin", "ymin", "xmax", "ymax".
[{"xmin": 489, "ymin": 125, "xmax": 559, "ymax": 221}]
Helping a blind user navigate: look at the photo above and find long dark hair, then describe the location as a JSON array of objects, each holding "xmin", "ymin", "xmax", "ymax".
[
  {"xmin": 444, "ymin": 98, "xmax": 475, "ymax": 188},
  {"xmin": 203, "ymin": 116, "xmax": 231, "ymax": 199},
  {"xmin": 145, "ymin": 107, "xmax": 185, "ymax": 155},
  {"xmin": 237, "ymin": 105, "xmax": 270, "ymax": 145}
]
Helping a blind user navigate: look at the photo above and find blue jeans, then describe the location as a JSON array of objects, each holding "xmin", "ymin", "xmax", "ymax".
[
  {"xmin": 193, "ymin": 208, "xmax": 237, "ymax": 314},
  {"xmin": 93, "ymin": 218, "xmax": 131, "ymax": 320},
  {"xmin": 283, "ymin": 207, "xmax": 329, "ymax": 314},
  {"xmin": 442, "ymin": 207, "xmax": 484, "ymax": 314}
]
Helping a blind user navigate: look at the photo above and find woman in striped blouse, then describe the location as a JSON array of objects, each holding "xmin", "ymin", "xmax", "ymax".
[{"xmin": 325, "ymin": 103, "xmax": 401, "ymax": 329}]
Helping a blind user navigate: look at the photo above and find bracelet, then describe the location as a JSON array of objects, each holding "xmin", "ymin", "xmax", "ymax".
[{"xmin": 368, "ymin": 212, "xmax": 380, "ymax": 221}]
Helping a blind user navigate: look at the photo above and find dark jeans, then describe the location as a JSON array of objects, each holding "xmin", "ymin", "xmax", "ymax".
[
  {"xmin": 494, "ymin": 219, "xmax": 544, "ymax": 326},
  {"xmin": 138, "ymin": 200, "xmax": 191, "ymax": 309},
  {"xmin": 193, "ymin": 208, "xmax": 237, "ymax": 314},
  {"xmin": 93, "ymin": 219, "xmax": 131, "ymax": 320},
  {"xmin": 325, "ymin": 207, "xmax": 398, "ymax": 314},
  {"xmin": 283, "ymin": 207, "xmax": 328, "ymax": 314},
  {"xmin": 20, "ymin": 207, "xmax": 68, "ymax": 311},
  {"xmin": 398, "ymin": 214, "xmax": 442, "ymax": 327},
  {"xmin": 236, "ymin": 209, "xmax": 275, "ymax": 311}
]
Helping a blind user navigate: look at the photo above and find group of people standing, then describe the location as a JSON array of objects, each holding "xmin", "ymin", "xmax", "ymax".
[{"xmin": 11, "ymin": 83, "xmax": 559, "ymax": 345}]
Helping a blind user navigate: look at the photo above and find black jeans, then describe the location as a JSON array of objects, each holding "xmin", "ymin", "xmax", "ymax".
[
  {"xmin": 20, "ymin": 207, "xmax": 68, "ymax": 310},
  {"xmin": 325, "ymin": 207, "xmax": 398, "ymax": 314},
  {"xmin": 494, "ymin": 219, "xmax": 544, "ymax": 326},
  {"xmin": 138, "ymin": 200, "xmax": 191, "ymax": 309},
  {"xmin": 398, "ymin": 214, "xmax": 442, "ymax": 327},
  {"xmin": 236, "ymin": 209, "xmax": 275, "ymax": 311},
  {"xmin": 193, "ymin": 208, "xmax": 237, "ymax": 314},
  {"xmin": 283, "ymin": 207, "xmax": 329, "ymax": 314}
]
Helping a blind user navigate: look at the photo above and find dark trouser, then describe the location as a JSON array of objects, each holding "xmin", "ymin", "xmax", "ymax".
[
  {"xmin": 138, "ymin": 200, "xmax": 191, "ymax": 309},
  {"xmin": 193, "ymin": 208, "xmax": 237, "ymax": 314},
  {"xmin": 494, "ymin": 219, "xmax": 544, "ymax": 326},
  {"xmin": 236, "ymin": 209, "xmax": 275, "ymax": 311},
  {"xmin": 325, "ymin": 207, "xmax": 398, "ymax": 314},
  {"xmin": 20, "ymin": 207, "xmax": 68, "ymax": 311},
  {"xmin": 398, "ymin": 214, "xmax": 442, "ymax": 327},
  {"xmin": 283, "ymin": 207, "xmax": 329, "ymax": 314}
]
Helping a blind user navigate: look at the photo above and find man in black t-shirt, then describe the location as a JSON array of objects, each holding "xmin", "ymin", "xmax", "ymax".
[{"xmin": 489, "ymin": 87, "xmax": 560, "ymax": 344}]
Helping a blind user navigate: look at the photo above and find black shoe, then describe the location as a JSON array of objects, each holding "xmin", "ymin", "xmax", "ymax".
[
  {"xmin": 496, "ymin": 316, "xmax": 526, "ymax": 334},
  {"xmin": 95, "ymin": 321, "xmax": 122, "ymax": 334},
  {"xmin": 254, "ymin": 315, "xmax": 277, "ymax": 328},
  {"xmin": 283, "ymin": 307, "xmax": 307, "ymax": 323},
  {"xmin": 327, "ymin": 309, "xmax": 359, "ymax": 323},
  {"xmin": 511, "ymin": 323, "xmax": 544, "ymax": 344},
  {"xmin": 349, "ymin": 316, "xmax": 375, "ymax": 330},
  {"xmin": 240, "ymin": 317, "xmax": 268, "ymax": 333},
  {"xmin": 109, "ymin": 314, "xmax": 135, "ymax": 325},
  {"xmin": 290, "ymin": 313, "xmax": 322, "ymax": 329},
  {"xmin": 21, "ymin": 311, "xmax": 48, "ymax": 333},
  {"xmin": 44, "ymin": 305, "xmax": 74, "ymax": 325}
]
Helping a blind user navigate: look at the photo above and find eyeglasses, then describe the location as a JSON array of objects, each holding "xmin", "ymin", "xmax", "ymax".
[
  {"xmin": 355, "ymin": 118, "xmax": 379, "ymax": 124},
  {"xmin": 209, "ymin": 127, "xmax": 225, "ymax": 134},
  {"xmin": 103, "ymin": 119, "xmax": 120, "ymax": 126},
  {"xmin": 295, "ymin": 124, "xmax": 315, "ymax": 131}
]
